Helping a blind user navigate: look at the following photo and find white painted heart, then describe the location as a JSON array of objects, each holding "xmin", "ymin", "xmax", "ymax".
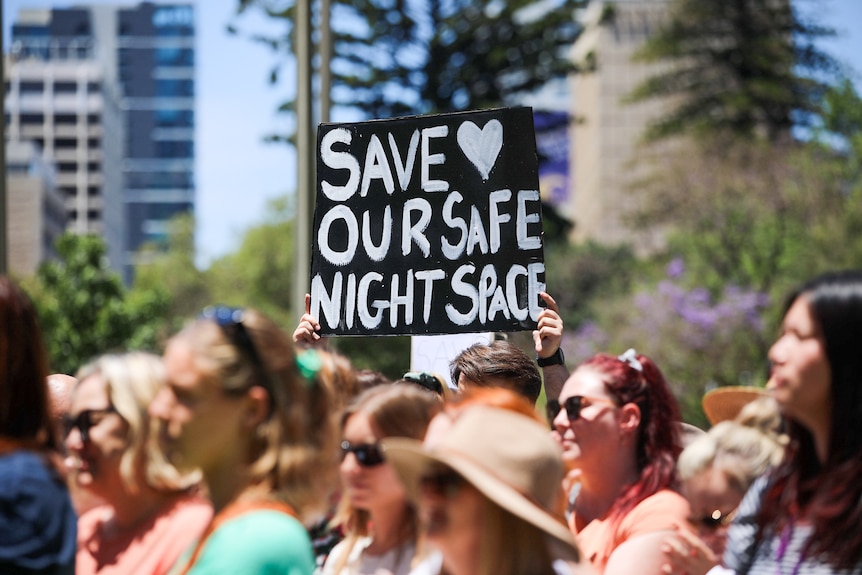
[{"xmin": 457, "ymin": 119, "xmax": 503, "ymax": 181}]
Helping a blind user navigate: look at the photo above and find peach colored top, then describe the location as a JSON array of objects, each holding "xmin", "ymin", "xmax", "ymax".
[
  {"xmin": 76, "ymin": 494, "xmax": 212, "ymax": 575},
  {"xmin": 570, "ymin": 489, "xmax": 690, "ymax": 573}
]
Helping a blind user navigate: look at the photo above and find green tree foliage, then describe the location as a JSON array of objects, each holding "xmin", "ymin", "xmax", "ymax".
[
  {"xmin": 635, "ymin": 137, "xmax": 853, "ymax": 299},
  {"xmin": 543, "ymin": 241, "xmax": 637, "ymax": 330},
  {"xmin": 133, "ymin": 214, "xmax": 211, "ymax": 333},
  {"xmin": 815, "ymin": 78, "xmax": 862, "ymax": 174},
  {"xmin": 563, "ymin": 261, "xmax": 771, "ymax": 427},
  {"xmin": 27, "ymin": 234, "xmax": 170, "ymax": 375},
  {"xmin": 232, "ymin": 0, "xmax": 585, "ymax": 126},
  {"xmin": 207, "ymin": 196, "xmax": 296, "ymax": 327},
  {"xmin": 627, "ymin": 0, "xmax": 839, "ymax": 141}
]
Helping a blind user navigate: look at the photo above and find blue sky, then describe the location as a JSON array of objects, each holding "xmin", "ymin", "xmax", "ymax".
[{"xmin": 4, "ymin": 0, "xmax": 862, "ymax": 266}]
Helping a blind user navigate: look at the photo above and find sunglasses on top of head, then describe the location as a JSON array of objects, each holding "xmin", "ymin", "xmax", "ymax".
[
  {"xmin": 340, "ymin": 440, "xmax": 386, "ymax": 467},
  {"xmin": 200, "ymin": 306, "xmax": 275, "ymax": 399},
  {"xmin": 546, "ymin": 395, "xmax": 617, "ymax": 423}
]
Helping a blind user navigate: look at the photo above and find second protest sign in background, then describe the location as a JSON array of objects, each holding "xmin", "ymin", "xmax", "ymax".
[{"xmin": 309, "ymin": 106, "xmax": 546, "ymax": 336}]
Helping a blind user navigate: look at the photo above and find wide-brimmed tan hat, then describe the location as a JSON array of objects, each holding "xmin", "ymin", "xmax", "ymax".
[
  {"xmin": 702, "ymin": 386, "xmax": 770, "ymax": 426},
  {"xmin": 382, "ymin": 406, "xmax": 578, "ymax": 557}
]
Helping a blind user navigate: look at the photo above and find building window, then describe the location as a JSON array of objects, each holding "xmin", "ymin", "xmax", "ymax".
[
  {"xmin": 87, "ymin": 82, "xmax": 100, "ymax": 93},
  {"xmin": 155, "ymin": 79, "xmax": 194, "ymax": 98},
  {"xmin": 20, "ymin": 81, "xmax": 44, "ymax": 94},
  {"xmin": 58, "ymin": 162, "xmax": 78, "ymax": 172},
  {"xmin": 155, "ymin": 140, "xmax": 193, "ymax": 158},
  {"xmin": 55, "ymin": 113, "xmax": 77, "ymax": 124},
  {"xmin": 154, "ymin": 108, "xmax": 194, "ymax": 128},
  {"xmin": 88, "ymin": 186, "xmax": 99, "ymax": 196},
  {"xmin": 86, "ymin": 114, "xmax": 100, "ymax": 124},
  {"xmin": 55, "ymin": 138, "xmax": 78, "ymax": 149},
  {"xmin": 155, "ymin": 47, "xmax": 194, "ymax": 66},
  {"xmin": 20, "ymin": 113, "xmax": 44, "ymax": 124},
  {"xmin": 54, "ymin": 81, "xmax": 77, "ymax": 94},
  {"xmin": 128, "ymin": 171, "xmax": 193, "ymax": 189}
]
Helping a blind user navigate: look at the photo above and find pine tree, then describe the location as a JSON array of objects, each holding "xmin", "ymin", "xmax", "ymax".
[
  {"xmin": 626, "ymin": 0, "xmax": 839, "ymax": 141},
  {"xmin": 231, "ymin": 0, "xmax": 586, "ymax": 125}
]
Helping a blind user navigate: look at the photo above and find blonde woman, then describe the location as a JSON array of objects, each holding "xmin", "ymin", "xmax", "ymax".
[
  {"xmin": 661, "ymin": 397, "xmax": 786, "ymax": 575},
  {"xmin": 68, "ymin": 352, "xmax": 211, "ymax": 575},
  {"xmin": 149, "ymin": 306, "xmax": 339, "ymax": 574},
  {"xmin": 322, "ymin": 385, "xmax": 441, "ymax": 575}
]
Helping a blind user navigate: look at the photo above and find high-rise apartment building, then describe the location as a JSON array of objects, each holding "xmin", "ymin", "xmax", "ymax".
[
  {"xmin": 8, "ymin": 2, "xmax": 195, "ymax": 281},
  {"xmin": 5, "ymin": 46, "xmax": 125, "ymax": 274},
  {"xmin": 567, "ymin": 0, "xmax": 671, "ymax": 250}
]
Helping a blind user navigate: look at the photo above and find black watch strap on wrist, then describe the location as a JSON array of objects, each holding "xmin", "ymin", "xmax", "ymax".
[{"xmin": 536, "ymin": 348, "xmax": 565, "ymax": 367}]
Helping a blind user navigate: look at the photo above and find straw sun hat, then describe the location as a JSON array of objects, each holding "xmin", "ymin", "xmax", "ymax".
[
  {"xmin": 382, "ymin": 406, "xmax": 577, "ymax": 556},
  {"xmin": 702, "ymin": 386, "xmax": 770, "ymax": 426}
]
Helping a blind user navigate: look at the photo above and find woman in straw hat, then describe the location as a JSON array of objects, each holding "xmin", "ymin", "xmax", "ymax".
[
  {"xmin": 550, "ymin": 349, "xmax": 690, "ymax": 575},
  {"xmin": 384, "ymin": 405, "xmax": 589, "ymax": 575},
  {"xmin": 701, "ymin": 386, "xmax": 771, "ymax": 427},
  {"xmin": 721, "ymin": 271, "xmax": 862, "ymax": 574}
]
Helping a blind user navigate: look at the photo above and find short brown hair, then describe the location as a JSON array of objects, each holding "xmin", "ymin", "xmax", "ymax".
[{"xmin": 450, "ymin": 340, "xmax": 541, "ymax": 404}]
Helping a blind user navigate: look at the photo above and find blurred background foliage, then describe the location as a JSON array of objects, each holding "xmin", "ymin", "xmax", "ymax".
[{"xmin": 18, "ymin": 0, "xmax": 862, "ymax": 423}]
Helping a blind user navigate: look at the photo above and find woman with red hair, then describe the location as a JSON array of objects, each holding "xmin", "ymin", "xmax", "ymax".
[{"xmin": 551, "ymin": 349, "xmax": 689, "ymax": 575}]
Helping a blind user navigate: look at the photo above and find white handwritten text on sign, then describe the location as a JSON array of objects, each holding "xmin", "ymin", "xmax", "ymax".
[{"xmin": 309, "ymin": 107, "xmax": 545, "ymax": 336}]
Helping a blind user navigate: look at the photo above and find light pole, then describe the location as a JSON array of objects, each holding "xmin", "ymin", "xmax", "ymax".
[{"xmin": 294, "ymin": 0, "xmax": 313, "ymax": 323}]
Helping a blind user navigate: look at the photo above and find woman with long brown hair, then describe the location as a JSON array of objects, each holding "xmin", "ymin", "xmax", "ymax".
[
  {"xmin": 322, "ymin": 384, "xmax": 440, "ymax": 575},
  {"xmin": 724, "ymin": 271, "xmax": 862, "ymax": 574},
  {"xmin": 0, "ymin": 276, "xmax": 77, "ymax": 574}
]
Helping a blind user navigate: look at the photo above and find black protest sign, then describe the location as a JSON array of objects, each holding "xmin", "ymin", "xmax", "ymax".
[{"xmin": 309, "ymin": 106, "xmax": 546, "ymax": 336}]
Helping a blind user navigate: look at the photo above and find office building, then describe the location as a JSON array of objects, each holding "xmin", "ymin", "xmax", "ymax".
[
  {"xmin": 567, "ymin": 0, "xmax": 671, "ymax": 250},
  {"xmin": 4, "ymin": 47, "xmax": 125, "ymax": 275},
  {"xmin": 9, "ymin": 3, "xmax": 195, "ymax": 281}
]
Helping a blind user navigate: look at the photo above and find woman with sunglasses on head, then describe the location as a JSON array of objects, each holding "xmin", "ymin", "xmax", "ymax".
[
  {"xmin": 149, "ymin": 306, "xmax": 339, "ymax": 575},
  {"xmin": 67, "ymin": 352, "xmax": 212, "ymax": 575},
  {"xmin": 322, "ymin": 384, "xmax": 441, "ymax": 575},
  {"xmin": 721, "ymin": 271, "xmax": 862, "ymax": 575},
  {"xmin": 0, "ymin": 276, "xmax": 77, "ymax": 574},
  {"xmin": 384, "ymin": 404, "xmax": 589, "ymax": 575},
  {"xmin": 551, "ymin": 349, "xmax": 690, "ymax": 575}
]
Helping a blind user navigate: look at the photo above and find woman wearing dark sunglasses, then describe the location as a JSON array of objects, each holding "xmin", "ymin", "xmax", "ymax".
[
  {"xmin": 0, "ymin": 276, "xmax": 76, "ymax": 574},
  {"xmin": 149, "ymin": 306, "xmax": 339, "ymax": 575},
  {"xmin": 67, "ymin": 352, "xmax": 212, "ymax": 575},
  {"xmin": 322, "ymin": 385, "xmax": 440, "ymax": 575},
  {"xmin": 551, "ymin": 349, "xmax": 690, "ymax": 575}
]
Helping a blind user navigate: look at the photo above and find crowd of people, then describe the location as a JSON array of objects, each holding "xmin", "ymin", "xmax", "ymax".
[{"xmin": 1, "ymin": 269, "xmax": 861, "ymax": 574}]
